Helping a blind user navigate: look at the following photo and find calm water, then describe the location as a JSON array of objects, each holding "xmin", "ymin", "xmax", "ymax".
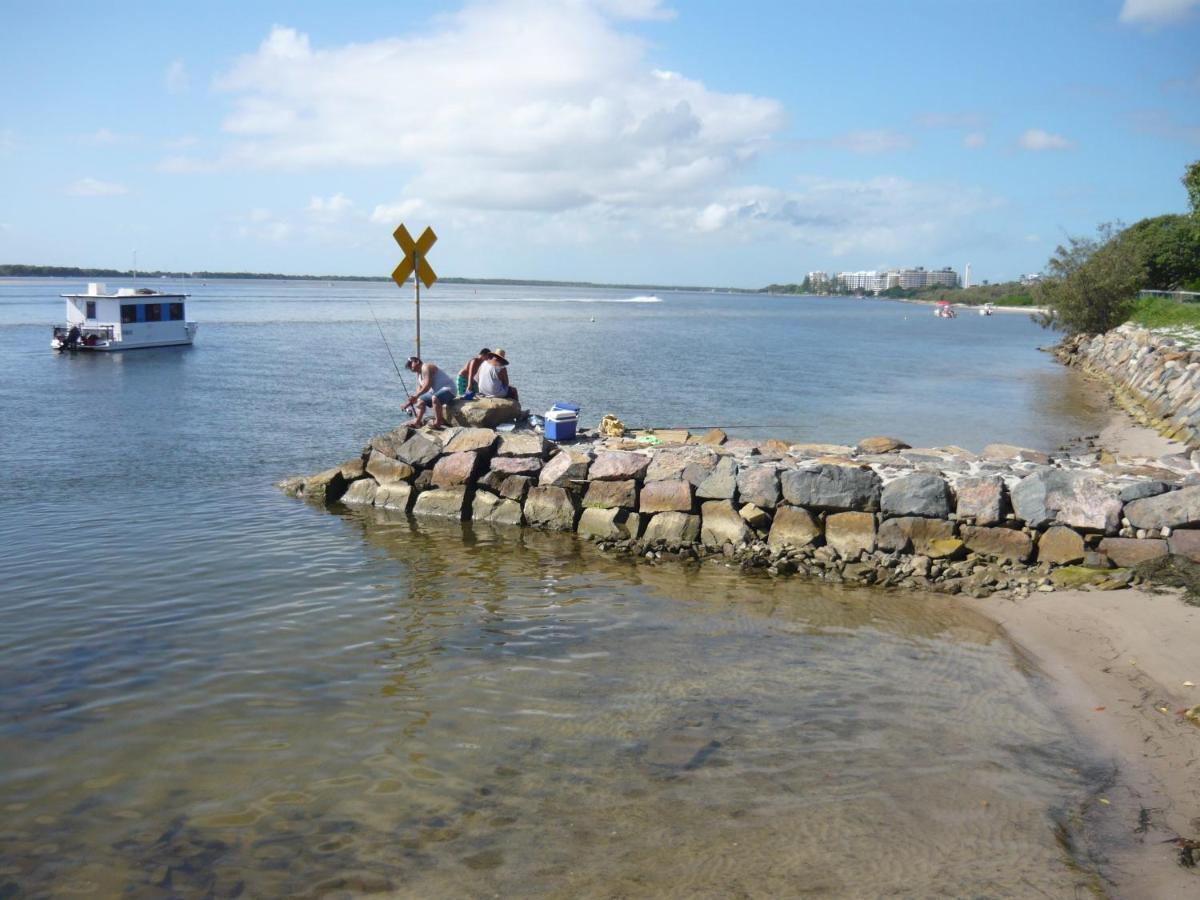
[{"xmin": 1, "ymin": 279, "xmax": 1115, "ymax": 896}]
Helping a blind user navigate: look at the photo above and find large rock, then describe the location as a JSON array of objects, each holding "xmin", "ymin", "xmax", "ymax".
[
  {"xmin": 695, "ymin": 428, "xmax": 727, "ymax": 446},
  {"xmin": 1119, "ymin": 480, "xmax": 1170, "ymax": 503},
  {"xmin": 639, "ymin": 480, "xmax": 695, "ymax": 514},
  {"xmin": 736, "ymin": 465, "xmax": 780, "ymax": 510},
  {"xmin": 645, "ymin": 448, "xmax": 718, "ymax": 483},
  {"xmin": 497, "ymin": 432, "xmax": 548, "ymax": 458},
  {"xmin": 880, "ymin": 473, "xmax": 953, "ymax": 518},
  {"xmin": 642, "ymin": 512, "xmax": 701, "ymax": 545},
  {"xmin": 412, "ymin": 486, "xmax": 470, "ymax": 520},
  {"xmin": 445, "ymin": 428, "xmax": 498, "ymax": 455},
  {"xmin": 339, "ymin": 457, "xmax": 366, "ymax": 481},
  {"xmin": 499, "ymin": 474, "xmax": 533, "ymax": 502},
  {"xmin": 472, "ymin": 491, "xmax": 523, "ymax": 526},
  {"xmin": 367, "ymin": 425, "xmax": 412, "ymax": 459},
  {"xmin": 374, "ymin": 483, "xmax": 414, "ymax": 511},
  {"xmin": 767, "ymin": 506, "xmax": 821, "ymax": 551},
  {"xmin": 340, "ymin": 478, "xmax": 378, "ymax": 506},
  {"xmin": 366, "ymin": 450, "xmax": 416, "ymax": 484},
  {"xmin": 696, "ymin": 457, "xmax": 738, "ymax": 500},
  {"xmin": 577, "ymin": 507, "xmax": 637, "ymax": 540},
  {"xmin": 589, "ymin": 450, "xmax": 651, "ymax": 481},
  {"xmin": 782, "ymin": 464, "xmax": 882, "ymax": 512},
  {"xmin": 396, "ymin": 432, "xmax": 442, "ymax": 468},
  {"xmin": 856, "ymin": 436, "xmax": 909, "ymax": 454},
  {"xmin": 583, "ymin": 479, "xmax": 638, "ymax": 509},
  {"xmin": 955, "ymin": 476, "xmax": 1005, "ymax": 525},
  {"xmin": 538, "ymin": 450, "xmax": 592, "ymax": 486},
  {"xmin": 982, "ymin": 443, "xmax": 1051, "ymax": 465},
  {"xmin": 447, "ymin": 397, "xmax": 521, "ymax": 428},
  {"xmin": 1011, "ymin": 469, "xmax": 1122, "ymax": 533},
  {"xmin": 1097, "ymin": 537, "xmax": 1168, "ymax": 567},
  {"xmin": 491, "ymin": 456, "xmax": 542, "ymax": 477},
  {"xmin": 876, "ymin": 516, "xmax": 955, "ymax": 554},
  {"xmin": 960, "ymin": 526, "xmax": 1033, "ymax": 562},
  {"xmin": 524, "ymin": 485, "xmax": 579, "ymax": 531},
  {"xmin": 700, "ymin": 500, "xmax": 752, "ymax": 547},
  {"xmin": 1125, "ymin": 485, "xmax": 1200, "ymax": 531},
  {"xmin": 824, "ymin": 512, "xmax": 876, "ymax": 558},
  {"xmin": 1167, "ymin": 529, "xmax": 1200, "ymax": 562},
  {"xmin": 304, "ymin": 467, "xmax": 348, "ymax": 506},
  {"xmin": 431, "ymin": 451, "xmax": 481, "ymax": 487},
  {"xmin": 1037, "ymin": 526, "xmax": 1086, "ymax": 565}
]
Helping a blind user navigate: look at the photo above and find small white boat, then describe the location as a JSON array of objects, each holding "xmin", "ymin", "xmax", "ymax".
[
  {"xmin": 52, "ymin": 283, "xmax": 198, "ymax": 351},
  {"xmin": 979, "ymin": 303, "xmax": 994, "ymax": 316},
  {"xmin": 935, "ymin": 302, "xmax": 957, "ymax": 318}
]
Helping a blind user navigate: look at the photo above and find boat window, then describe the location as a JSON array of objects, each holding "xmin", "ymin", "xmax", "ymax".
[
  {"xmin": 168, "ymin": 302, "xmax": 184, "ymax": 321},
  {"xmin": 120, "ymin": 304, "xmax": 137, "ymax": 324},
  {"xmin": 145, "ymin": 303, "xmax": 162, "ymax": 322},
  {"xmin": 86, "ymin": 301, "xmax": 96, "ymax": 319}
]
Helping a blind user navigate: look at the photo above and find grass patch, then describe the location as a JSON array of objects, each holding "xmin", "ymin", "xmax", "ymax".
[
  {"xmin": 1127, "ymin": 296, "xmax": 1200, "ymax": 330},
  {"xmin": 993, "ymin": 293, "xmax": 1035, "ymax": 307}
]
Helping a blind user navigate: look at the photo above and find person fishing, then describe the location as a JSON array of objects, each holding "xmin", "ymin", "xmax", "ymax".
[
  {"xmin": 456, "ymin": 347, "xmax": 491, "ymax": 397},
  {"xmin": 402, "ymin": 356, "xmax": 455, "ymax": 429}
]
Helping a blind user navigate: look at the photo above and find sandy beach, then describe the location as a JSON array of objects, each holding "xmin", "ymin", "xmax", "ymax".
[{"xmin": 976, "ymin": 402, "xmax": 1200, "ymax": 895}]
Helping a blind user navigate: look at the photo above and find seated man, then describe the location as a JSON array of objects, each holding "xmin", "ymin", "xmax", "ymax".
[
  {"xmin": 475, "ymin": 348, "xmax": 519, "ymax": 402},
  {"xmin": 402, "ymin": 356, "xmax": 455, "ymax": 428},
  {"xmin": 456, "ymin": 347, "xmax": 491, "ymax": 396}
]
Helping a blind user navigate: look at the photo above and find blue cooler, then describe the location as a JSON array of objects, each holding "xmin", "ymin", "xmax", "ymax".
[{"xmin": 545, "ymin": 402, "xmax": 580, "ymax": 442}]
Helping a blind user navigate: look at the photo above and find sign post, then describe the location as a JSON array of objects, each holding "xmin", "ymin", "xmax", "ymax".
[{"xmin": 392, "ymin": 224, "xmax": 438, "ymax": 359}]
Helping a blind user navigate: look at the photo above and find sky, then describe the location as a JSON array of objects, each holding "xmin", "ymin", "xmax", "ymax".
[{"xmin": 2, "ymin": 0, "xmax": 1199, "ymax": 287}]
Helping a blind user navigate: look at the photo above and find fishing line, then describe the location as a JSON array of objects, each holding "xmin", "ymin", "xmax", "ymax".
[{"xmin": 365, "ymin": 297, "xmax": 413, "ymax": 397}]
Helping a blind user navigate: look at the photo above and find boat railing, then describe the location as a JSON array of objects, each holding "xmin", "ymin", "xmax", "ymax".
[{"xmin": 53, "ymin": 324, "xmax": 116, "ymax": 342}]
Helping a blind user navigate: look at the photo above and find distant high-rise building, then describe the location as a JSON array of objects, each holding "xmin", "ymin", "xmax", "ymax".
[
  {"xmin": 964, "ymin": 263, "xmax": 972, "ymax": 289},
  {"xmin": 806, "ymin": 271, "xmax": 830, "ymax": 290},
  {"xmin": 836, "ymin": 266, "xmax": 959, "ymax": 293}
]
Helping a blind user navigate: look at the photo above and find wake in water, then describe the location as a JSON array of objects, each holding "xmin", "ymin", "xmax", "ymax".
[{"xmin": 486, "ymin": 295, "xmax": 661, "ymax": 303}]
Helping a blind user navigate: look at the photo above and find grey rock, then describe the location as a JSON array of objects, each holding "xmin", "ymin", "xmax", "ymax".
[
  {"xmin": 696, "ymin": 457, "xmax": 738, "ymax": 500},
  {"xmin": 583, "ymin": 479, "xmax": 638, "ymax": 509},
  {"xmin": 639, "ymin": 480, "xmax": 695, "ymax": 514},
  {"xmin": 781, "ymin": 464, "xmax": 882, "ymax": 512},
  {"xmin": 396, "ymin": 432, "xmax": 442, "ymax": 468},
  {"xmin": 366, "ymin": 450, "xmax": 416, "ymax": 484},
  {"xmin": 1037, "ymin": 526, "xmax": 1086, "ymax": 565},
  {"xmin": 340, "ymin": 478, "xmax": 379, "ymax": 506},
  {"xmin": 524, "ymin": 485, "xmax": 579, "ymax": 531},
  {"xmin": 472, "ymin": 491, "xmax": 523, "ymax": 526},
  {"xmin": 496, "ymin": 432, "xmax": 548, "ymax": 458},
  {"xmin": 445, "ymin": 427, "xmax": 498, "ymax": 455},
  {"xmin": 1125, "ymin": 485, "xmax": 1200, "ymax": 531},
  {"xmin": 824, "ymin": 511, "xmax": 876, "ymax": 558},
  {"xmin": 538, "ymin": 450, "xmax": 592, "ymax": 486},
  {"xmin": 959, "ymin": 526, "xmax": 1033, "ymax": 562},
  {"xmin": 880, "ymin": 473, "xmax": 953, "ymax": 518},
  {"xmin": 1097, "ymin": 537, "xmax": 1168, "ymax": 567},
  {"xmin": 490, "ymin": 456, "xmax": 542, "ymax": 476},
  {"xmin": 767, "ymin": 506, "xmax": 821, "ymax": 551},
  {"xmin": 876, "ymin": 516, "xmax": 955, "ymax": 554},
  {"xmin": 589, "ymin": 450, "xmax": 651, "ymax": 481},
  {"xmin": 736, "ymin": 465, "xmax": 780, "ymax": 510},
  {"xmin": 374, "ymin": 483, "xmax": 414, "ymax": 511},
  {"xmin": 1011, "ymin": 469, "xmax": 1122, "ymax": 532},
  {"xmin": 577, "ymin": 507, "xmax": 637, "ymax": 540},
  {"xmin": 700, "ymin": 500, "xmax": 752, "ymax": 547},
  {"xmin": 367, "ymin": 425, "xmax": 413, "ymax": 458},
  {"xmin": 447, "ymin": 397, "xmax": 521, "ymax": 428},
  {"xmin": 304, "ymin": 467, "xmax": 348, "ymax": 507},
  {"xmin": 412, "ymin": 486, "xmax": 470, "ymax": 520},
  {"xmin": 955, "ymin": 476, "xmax": 1005, "ymax": 525},
  {"xmin": 1118, "ymin": 480, "xmax": 1170, "ymax": 503},
  {"xmin": 499, "ymin": 474, "xmax": 533, "ymax": 502},
  {"xmin": 642, "ymin": 511, "xmax": 701, "ymax": 546}
]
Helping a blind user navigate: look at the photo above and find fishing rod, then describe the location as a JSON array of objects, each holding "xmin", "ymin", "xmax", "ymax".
[{"xmin": 365, "ymin": 297, "xmax": 413, "ymax": 398}]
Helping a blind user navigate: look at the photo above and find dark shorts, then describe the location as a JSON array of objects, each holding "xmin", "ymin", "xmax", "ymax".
[{"xmin": 419, "ymin": 386, "xmax": 455, "ymax": 405}]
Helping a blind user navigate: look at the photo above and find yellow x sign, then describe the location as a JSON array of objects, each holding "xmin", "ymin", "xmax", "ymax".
[{"xmin": 392, "ymin": 224, "xmax": 438, "ymax": 289}]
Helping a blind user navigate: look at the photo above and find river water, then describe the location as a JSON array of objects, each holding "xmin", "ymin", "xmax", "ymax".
[{"xmin": 1, "ymin": 279, "xmax": 1115, "ymax": 896}]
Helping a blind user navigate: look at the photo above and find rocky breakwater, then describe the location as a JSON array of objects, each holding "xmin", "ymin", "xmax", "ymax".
[
  {"xmin": 1057, "ymin": 323, "xmax": 1200, "ymax": 449},
  {"xmin": 281, "ymin": 423, "xmax": 1200, "ymax": 599}
]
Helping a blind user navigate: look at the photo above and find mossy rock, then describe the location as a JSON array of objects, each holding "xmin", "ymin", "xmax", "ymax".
[
  {"xmin": 926, "ymin": 538, "xmax": 965, "ymax": 560},
  {"xmin": 1050, "ymin": 566, "xmax": 1128, "ymax": 589}
]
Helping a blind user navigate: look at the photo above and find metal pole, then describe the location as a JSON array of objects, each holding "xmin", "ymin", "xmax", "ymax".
[{"xmin": 415, "ymin": 252, "xmax": 422, "ymax": 359}]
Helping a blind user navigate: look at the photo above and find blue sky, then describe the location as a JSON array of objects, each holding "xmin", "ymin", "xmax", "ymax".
[{"xmin": 2, "ymin": 0, "xmax": 1198, "ymax": 286}]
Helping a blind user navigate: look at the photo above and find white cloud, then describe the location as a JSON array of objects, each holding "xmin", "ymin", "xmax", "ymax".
[
  {"xmin": 1119, "ymin": 0, "xmax": 1199, "ymax": 24},
  {"xmin": 234, "ymin": 208, "xmax": 292, "ymax": 241},
  {"xmin": 307, "ymin": 192, "xmax": 354, "ymax": 219},
  {"xmin": 65, "ymin": 177, "xmax": 128, "ymax": 196},
  {"xmin": 963, "ymin": 131, "xmax": 987, "ymax": 149},
  {"xmin": 165, "ymin": 59, "xmax": 190, "ymax": 93},
  {"xmin": 824, "ymin": 129, "xmax": 914, "ymax": 155},
  {"xmin": 1017, "ymin": 128, "xmax": 1075, "ymax": 151},
  {"xmin": 370, "ymin": 199, "xmax": 425, "ymax": 224},
  {"xmin": 167, "ymin": 2, "xmax": 782, "ymax": 220}
]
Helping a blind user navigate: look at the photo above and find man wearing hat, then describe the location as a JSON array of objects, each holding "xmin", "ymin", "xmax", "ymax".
[{"xmin": 475, "ymin": 348, "xmax": 519, "ymax": 402}]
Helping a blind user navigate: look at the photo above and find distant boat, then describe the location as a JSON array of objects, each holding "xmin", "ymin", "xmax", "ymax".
[
  {"xmin": 935, "ymin": 301, "xmax": 957, "ymax": 319},
  {"xmin": 52, "ymin": 283, "xmax": 197, "ymax": 351},
  {"xmin": 979, "ymin": 303, "xmax": 994, "ymax": 316}
]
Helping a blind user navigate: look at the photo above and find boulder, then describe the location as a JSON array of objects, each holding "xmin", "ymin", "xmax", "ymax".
[
  {"xmin": 739, "ymin": 503, "xmax": 771, "ymax": 530},
  {"xmin": 1051, "ymin": 566, "xmax": 1125, "ymax": 589},
  {"xmin": 491, "ymin": 456, "xmax": 542, "ymax": 477},
  {"xmin": 472, "ymin": 491, "xmax": 523, "ymax": 526},
  {"xmin": 982, "ymin": 443, "xmax": 1051, "ymax": 465},
  {"xmin": 447, "ymin": 397, "xmax": 521, "ymax": 428},
  {"xmin": 645, "ymin": 448, "xmax": 718, "ymax": 482},
  {"xmin": 780, "ymin": 464, "xmax": 882, "ymax": 512},
  {"xmin": 824, "ymin": 512, "xmax": 876, "ymax": 558},
  {"xmin": 497, "ymin": 432, "xmax": 548, "ymax": 458},
  {"xmin": 1037, "ymin": 526, "xmax": 1086, "ymax": 565},
  {"xmin": 639, "ymin": 480, "xmax": 695, "ymax": 514},
  {"xmin": 277, "ymin": 476, "xmax": 305, "ymax": 497},
  {"xmin": 1167, "ymin": 529, "xmax": 1200, "ymax": 562},
  {"xmin": 396, "ymin": 432, "xmax": 442, "ymax": 468},
  {"xmin": 1119, "ymin": 480, "xmax": 1171, "ymax": 503},
  {"xmin": 1011, "ymin": 469, "xmax": 1122, "ymax": 532},
  {"xmin": 339, "ymin": 458, "xmax": 366, "ymax": 481},
  {"xmin": 340, "ymin": 478, "xmax": 378, "ymax": 506},
  {"xmin": 374, "ymin": 483, "xmax": 414, "ymax": 511},
  {"xmin": 577, "ymin": 507, "xmax": 637, "ymax": 540},
  {"xmin": 696, "ymin": 457, "xmax": 738, "ymax": 500},
  {"xmin": 431, "ymin": 451, "xmax": 481, "ymax": 488},
  {"xmin": 1097, "ymin": 537, "xmax": 1168, "ymax": 567},
  {"xmin": 1125, "ymin": 485, "xmax": 1200, "ymax": 531},
  {"xmin": 960, "ymin": 526, "xmax": 1033, "ymax": 563},
  {"xmin": 589, "ymin": 450, "xmax": 651, "ymax": 481},
  {"xmin": 642, "ymin": 511, "xmax": 701, "ymax": 545},
  {"xmin": 700, "ymin": 500, "xmax": 752, "ymax": 547},
  {"xmin": 767, "ymin": 506, "xmax": 820, "ymax": 550},
  {"xmin": 445, "ymin": 428, "xmax": 498, "ymax": 455},
  {"xmin": 366, "ymin": 450, "xmax": 416, "ymax": 484},
  {"xmin": 736, "ymin": 465, "xmax": 780, "ymax": 509},
  {"xmin": 499, "ymin": 474, "xmax": 533, "ymax": 503},
  {"xmin": 695, "ymin": 428, "xmax": 727, "ymax": 446},
  {"xmin": 367, "ymin": 425, "xmax": 412, "ymax": 459},
  {"xmin": 955, "ymin": 476, "xmax": 1006, "ymax": 525},
  {"xmin": 856, "ymin": 436, "xmax": 909, "ymax": 454},
  {"xmin": 524, "ymin": 485, "xmax": 579, "ymax": 531},
  {"xmin": 583, "ymin": 480, "xmax": 638, "ymax": 510},
  {"xmin": 412, "ymin": 486, "xmax": 470, "ymax": 520},
  {"xmin": 880, "ymin": 473, "xmax": 953, "ymax": 518},
  {"xmin": 304, "ymin": 467, "xmax": 348, "ymax": 507},
  {"xmin": 876, "ymin": 516, "xmax": 955, "ymax": 554},
  {"xmin": 538, "ymin": 450, "xmax": 592, "ymax": 486}
]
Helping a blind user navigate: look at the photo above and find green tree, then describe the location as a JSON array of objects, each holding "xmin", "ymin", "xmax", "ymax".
[
  {"xmin": 1184, "ymin": 159, "xmax": 1200, "ymax": 216},
  {"xmin": 1033, "ymin": 222, "xmax": 1146, "ymax": 334},
  {"xmin": 1116, "ymin": 214, "xmax": 1200, "ymax": 290}
]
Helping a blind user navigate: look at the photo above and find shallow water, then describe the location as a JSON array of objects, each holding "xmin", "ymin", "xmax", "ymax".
[{"xmin": 0, "ymin": 278, "xmax": 1115, "ymax": 896}]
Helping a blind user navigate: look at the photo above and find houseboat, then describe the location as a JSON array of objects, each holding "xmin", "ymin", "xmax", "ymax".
[{"xmin": 51, "ymin": 283, "xmax": 198, "ymax": 351}]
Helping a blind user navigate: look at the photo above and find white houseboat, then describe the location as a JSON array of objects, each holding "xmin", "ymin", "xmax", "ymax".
[{"xmin": 51, "ymin": 283, "xmax": 198, "ymax": 351}]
